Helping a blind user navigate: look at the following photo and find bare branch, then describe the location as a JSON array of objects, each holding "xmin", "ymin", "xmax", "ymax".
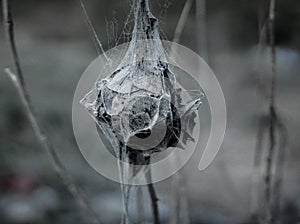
[
  {"xmin": 250, "ymin": 116, "xmax": 266, "ymax": 222},
  {"xmin": 254, "ymin": 0, "xmax": 269, "ymax": 99},
  {"xmin": 196, "ymin": 0, "xmax": 209, "ymax": 62},
  {"xmin": 250, "ymin": 3, "xmax": 269, "ymax": 220},
  {"xmin": 272, "ymin": 119, "xmax": 288, "ymax": 222},
  {"xmin": 254, "ymin": 23, "xmax": 268, "ymax": 99},
  {"xmin": 169, "ymin": 2, "xmax": 195, "ymax": 223},
  {"xmin": 172, "ymin": 0, "xmax": 193, "ymax": 44},
  {"xmin": 169, "ymin": 164, "xmax": 190, "ymax": 224},
  {"xmin": 264, "ymin": 0, "xmax": 277, "ymax": 223},
  {"xmin": 145, "ymin": 167, "xmax": 160, "ymax": 224},
  {"xmin": 268, "ymin": 0, "xmax": 276, "ymax": 107},
  {"xmin": 2, "ymin": 1, "xmax": 102, "ymax": 224}
]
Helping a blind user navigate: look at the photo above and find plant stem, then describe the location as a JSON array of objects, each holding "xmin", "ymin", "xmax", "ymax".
[
  {"xmin": 264, "ymin": 0, "xmax": 277, "ymax": 223},
  {"xmin": 196, "ymin": 0, "xmax": 209, "ymax": 62},
  {"xmin": 172, "ymin": 0, "xmax": 193, "ymax": 44},
  {"xmin": 169, "ymin": 2, "xmax": 194, "ymax": 223},
  {"xmin": 273, "ymin": 120, "xmax": 288, "ymax": 222},
  {"xmin": 2, "ymin": 1, "xmax": 101, "ymax": 224},
  {"xmin": 145, "ymin": 167, "xmax": 160, "ymax": 224}
]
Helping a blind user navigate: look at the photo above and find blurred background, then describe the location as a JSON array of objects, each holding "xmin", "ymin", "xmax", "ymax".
[{"xmin": 0, "ymin": 0, "xmax": 299, "ymax": 223}]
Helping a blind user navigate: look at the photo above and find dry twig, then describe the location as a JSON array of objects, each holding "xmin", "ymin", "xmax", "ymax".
[
  {"xmin": 272, "ymin": 120, "xmax": 288, "ymax": 222},
  {"xmin": 250, "ymin": 1, "xmax": 269, "ymax": 222},
  {"xmin": 145, "ymin": 167, "xmax": 160, "ymax": 224},
  {"xmin": 172, "ymin": 0, "xmax": 193, "ymax": 44},
  {"xmin": 196, "ymin": 0, "xmax": 209, "ymax": 62},
  {"xmin": 2, "ymin": 1, "xmax": 101, "ymax": 224},
  {"xmin": 264, "ymin": 0, "xmax": 277, "ymax": 223},
  {"xmin": 169, "ymin": 1, "xmax": 196, "ymax": 223}
]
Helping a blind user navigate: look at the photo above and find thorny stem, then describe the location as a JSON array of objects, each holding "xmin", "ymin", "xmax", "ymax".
[
  {"xmin": 2, "ymin": 1, "xmax": 101, "ymax": 224},
  {"xmin": 264, "ymin": 0, "xmax": 277, "ymax": 223}
]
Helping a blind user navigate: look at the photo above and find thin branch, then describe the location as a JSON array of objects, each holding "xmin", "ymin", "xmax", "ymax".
[
  {"xmin": 169, "ymin": 1, "xmax": 194, "ymax": 223},
  {"xmin": 80, "ymin": 0, "xmax": 110, "ymax": 62},
  {"xmin": 264, "ymin": 0, "xmax": 277, "ymax": 223},
  {"xmin": 250, "ymin": 3, "xmax": 268, "ymax": 220},
  {"xmin": 172, "ymin": 0, "xmax": 193, "ymax": 44},
  {"xmin": 196, "ymin": 0, "xmax": 209, "ymax": 62},
  {"xmin": 265, "ymin": 107, "xmax": 276, "ymax": 224},
  {"xmin": 272, "ymin": 119, "xmax": 288, "ymax": 222},
  {"xmin": 250, "ymin": 116, "xmax": 266, "ymax": 222},
  {"xmin": 254, "ymin": 0, "xmax": 268, "ymax": 99},
  {"xmin": 268, "ymin": 0, "xmax": 276, "ymax": 108},
  {"xmin": 2, "ymin": 1, "xmax": 101, "ymax": 224},
  {"xmin": 169, "ymin": 166, "xmax": 190, "ymax": 224},
  {"xmin": 145, "ymin": 167, "xmax": 160, "ymax": 224},
  {"xmin": 255, "ymin": 23, "xmax": 268, "ymax": 99}
]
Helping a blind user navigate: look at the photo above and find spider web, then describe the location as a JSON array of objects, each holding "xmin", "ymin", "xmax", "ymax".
[{"xmin": 80, "ymin": 0, "xmax": 203, "ymax": 223}]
